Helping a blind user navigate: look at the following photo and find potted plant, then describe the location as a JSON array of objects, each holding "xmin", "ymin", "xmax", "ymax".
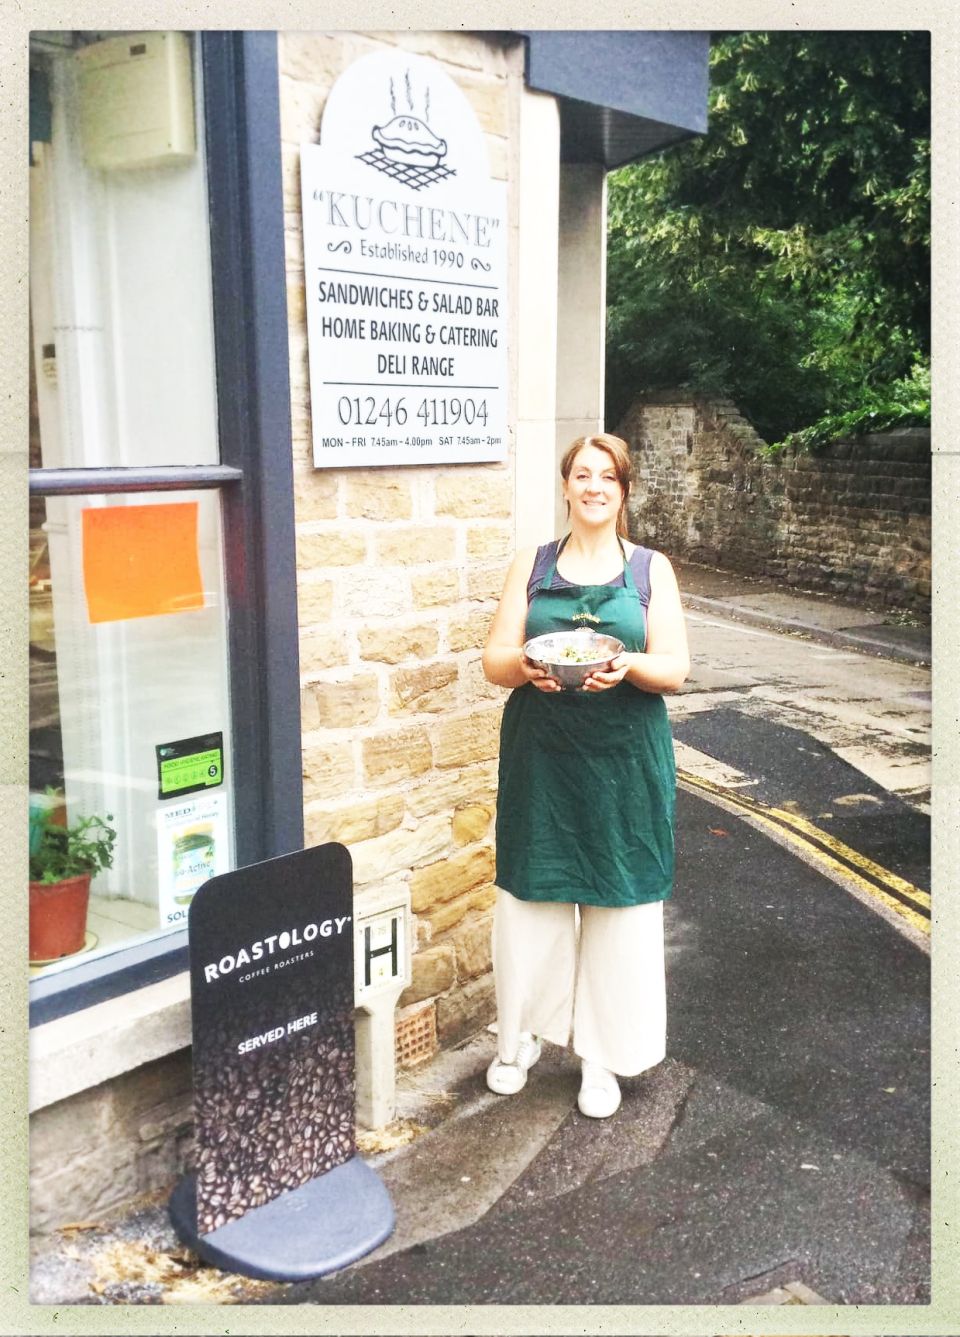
[
  {"xmin": 29, "ymin": 807, "xmax": 117, "ymax": 962},
  {"xmin": 29, "ymin": 785, "xmax": 67, "ymax": 848}
]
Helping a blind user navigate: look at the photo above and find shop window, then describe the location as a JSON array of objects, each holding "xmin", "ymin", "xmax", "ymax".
[
  {"xmin": 29, "ymin": 31, "xmax": 301, "ymax": 1011},
  {"xmin": 29, "ymin": 489, "xmax": 233, "ymax": 976},
  {"xmin": 28, "ymin": 33, "xmax": 230, "ymax": 982}
]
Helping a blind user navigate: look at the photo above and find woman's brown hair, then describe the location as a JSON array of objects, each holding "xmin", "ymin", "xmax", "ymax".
[{"xmin": 560, "ymin": 433, "xmax": 633, "ymax": 538}]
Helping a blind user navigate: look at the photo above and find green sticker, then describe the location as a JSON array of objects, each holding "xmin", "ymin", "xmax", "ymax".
[{"xmin": 157, "ymin": 733, "xmax": 224, "ymax": 799}]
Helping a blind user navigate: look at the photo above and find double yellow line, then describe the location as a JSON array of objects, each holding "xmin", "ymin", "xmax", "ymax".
[{"xmin": 677, "ymin": 769, "xmax": 931, "ymax": 938}]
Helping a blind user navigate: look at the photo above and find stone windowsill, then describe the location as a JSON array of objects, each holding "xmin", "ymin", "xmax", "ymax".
[{"xmin": 29, "ymin": 971, "xmax": 192, "ymax": 1114}]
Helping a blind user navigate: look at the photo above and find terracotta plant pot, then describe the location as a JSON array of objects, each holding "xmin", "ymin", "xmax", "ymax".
[{"xmin": 29, "ymin": 872, "xmax": 92, "ymax": 961}]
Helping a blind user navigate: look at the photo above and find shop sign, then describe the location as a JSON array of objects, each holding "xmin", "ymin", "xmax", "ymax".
[
  {"xmin": 186, "ymin": 844, "xmax": 356, "ymax": 1235},
  {"xmin": 300, "ymin": 51, "xmax": 507, "ymax": 468}
]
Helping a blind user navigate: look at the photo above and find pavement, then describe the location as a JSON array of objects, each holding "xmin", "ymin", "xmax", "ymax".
[
  {"xmin": 674, "ymin": 560, "xmax": 931, "ymax": 667},
  {"xmin": 28, "ymin": 560, "xmax": 931, "ymax": 1309}
]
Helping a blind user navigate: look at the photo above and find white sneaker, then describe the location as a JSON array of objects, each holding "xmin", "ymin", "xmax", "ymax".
[
  {"xmin": 578, "ymin": 1060, "xmax": 621, "ymax": 1118},
  {"xmin": 486, "ymin": 1032, "xmax": 542, "ymax": 1095}
]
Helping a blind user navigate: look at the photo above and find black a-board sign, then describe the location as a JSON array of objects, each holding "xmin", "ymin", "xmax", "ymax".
[{"xmin": 169, "ymin": 843, "xmax": 395, "ymax": 1281}]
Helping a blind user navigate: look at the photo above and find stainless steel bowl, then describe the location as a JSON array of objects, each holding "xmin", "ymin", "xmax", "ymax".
[{"xmin": 523, "ymin": 629, "xmax": 625, "ymax": 692}]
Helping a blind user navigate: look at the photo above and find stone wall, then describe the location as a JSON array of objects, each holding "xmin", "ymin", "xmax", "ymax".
[
  {"xmin": 30, "ymin": 1050, "xmax": 194, "ymax": 1234},
  {"xmin": 27, "ymin": 31, "xmax": 591, "ymax": 1238},
  {"xmin": 279, "ymin": 31, "xmax": 522, "ymax": 1061},
  {"xmin": 619, "ymin": 395, "xmax": 931, "ymax": 614}
]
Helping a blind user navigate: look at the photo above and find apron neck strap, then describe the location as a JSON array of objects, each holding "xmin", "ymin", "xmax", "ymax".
[
  {"xmin": 621, "ymin": 540, "xmax": 639, "ymax": 593},
  {"xmin": 541, "ymin": 534, "xmax": 566, "ymax": 586},
  {"xmin": 542, "ymin": 534, "xmax": 636, "ymax": 590}
]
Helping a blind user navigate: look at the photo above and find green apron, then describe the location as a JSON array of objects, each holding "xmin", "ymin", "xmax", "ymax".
[{"xmin": 495, "ymin": 540, "xmax": 676, "ymax": 907}]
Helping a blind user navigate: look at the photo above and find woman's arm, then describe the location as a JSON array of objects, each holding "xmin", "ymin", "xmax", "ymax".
[
  {"xmin": 584, "ymin": 551, "xmax": 690, "ymax": 694},
  {"xmin": 482, "ymin": 547, "xmax": 559, "ymax": 691}
]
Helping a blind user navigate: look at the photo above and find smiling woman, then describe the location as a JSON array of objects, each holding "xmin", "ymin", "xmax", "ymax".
[
  {"xmin": 482, "ymin": 432, "xmax": 690, "ymax": 1118},
  {"xmin": 561, "ymin": 437, "xmax": 631, "ymax": 538}
]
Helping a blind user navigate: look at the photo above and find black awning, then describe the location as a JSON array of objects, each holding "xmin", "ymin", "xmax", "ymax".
[{"xmin": 519, "ymin": 30, "xmax": 710, "ymax": 168}]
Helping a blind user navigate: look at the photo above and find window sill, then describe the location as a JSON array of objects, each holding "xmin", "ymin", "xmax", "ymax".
[{"xmin": 28, "ymin": 970, "xmax": 192, "ymax": 1113}]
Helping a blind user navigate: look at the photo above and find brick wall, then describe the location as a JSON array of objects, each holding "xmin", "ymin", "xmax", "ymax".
[
  {"xmin": 280, "ymin": 31, "xmax": 520, "ymax": 1061},
  {"xmin": 619, "ymin": 394, "xmax": 931, "ymax": 614}
]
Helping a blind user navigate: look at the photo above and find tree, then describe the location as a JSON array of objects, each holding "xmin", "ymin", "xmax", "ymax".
[{"xmin": 605, "ymin": 30, "xmax": 930, "ymax": 446}]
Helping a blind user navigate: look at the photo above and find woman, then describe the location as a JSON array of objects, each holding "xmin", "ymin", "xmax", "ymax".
[{"xmin": 481, "ymin": 434, "xmax": 689, "ymax": 1118}]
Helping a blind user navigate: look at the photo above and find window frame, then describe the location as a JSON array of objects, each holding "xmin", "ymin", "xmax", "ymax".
[{"xmin": 28, "ymin": 31, "xmax": 303, "ymax": 1026}]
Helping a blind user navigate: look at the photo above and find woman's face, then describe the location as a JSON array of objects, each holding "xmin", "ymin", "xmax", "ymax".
[{"xmin": 563, "ymin": 444, "xmax": 624, "ymax": 529}]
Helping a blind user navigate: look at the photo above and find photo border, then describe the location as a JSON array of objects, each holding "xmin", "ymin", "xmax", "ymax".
[{"xmin": 3, "ymin": 3, "xmax": 956, "ymax": 1334}]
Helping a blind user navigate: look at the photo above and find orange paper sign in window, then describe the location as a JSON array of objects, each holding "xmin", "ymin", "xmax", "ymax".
[{"xmin": 82, "ymin": 502, "xmax": 205, "ymax": 624}]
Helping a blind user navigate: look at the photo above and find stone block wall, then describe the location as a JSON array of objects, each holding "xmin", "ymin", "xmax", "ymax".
[
  {"xmin": 30, "ymin": 1050, "xmax": 194, "ymax": 1234},
  {"xmin": 620, "ymin": 395, "xmax": 931, "ymax": 614},
  {"xmin": 279, "ymin": 31, "xmax": 520, "ymax": 1063}
]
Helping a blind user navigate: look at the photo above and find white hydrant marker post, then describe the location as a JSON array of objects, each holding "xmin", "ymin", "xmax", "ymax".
[{"xmin": 353, "ymin": 888, "xmax": 412, "ymax": 1130}]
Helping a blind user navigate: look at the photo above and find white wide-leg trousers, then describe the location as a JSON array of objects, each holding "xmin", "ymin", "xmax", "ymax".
[{"xmin": 492, "ymin": 888, "xmax": 666, "ymax": 1078}]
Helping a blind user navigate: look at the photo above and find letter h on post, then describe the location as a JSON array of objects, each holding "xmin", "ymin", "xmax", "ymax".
[{"xmin": 363, "ymin": 917, "xmax": 399, "ymax": 988}]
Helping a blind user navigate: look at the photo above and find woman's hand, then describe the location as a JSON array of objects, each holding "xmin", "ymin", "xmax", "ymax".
[
  {"xmin": 483, "ymin": 548, "xmax": 553, "ymax": 689},
  {"xmin": 521, "ymin": 651, "xmax": 561, "ymax": 693},
  {"xmin": 582, "ymin": 652, "xmax": 631, "ymax": 692}
]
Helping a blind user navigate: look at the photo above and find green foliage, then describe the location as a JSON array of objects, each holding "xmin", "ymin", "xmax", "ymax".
[
  {"xmin": 606, "ymin": 31, "xmax": 930, "ymax": 447},
  {"xmin": 767, "ymin": 361, "xmax": 930, "ymax": 454},
  {"xmin": 30, "ymin": 811, "xmax": 117, "ymax": 884}
]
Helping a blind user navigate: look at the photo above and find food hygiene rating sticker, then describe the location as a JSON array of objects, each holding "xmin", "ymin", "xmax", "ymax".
[{"xmin": 156, "ymin": 732, "xmax": 224, "ymax": 799}]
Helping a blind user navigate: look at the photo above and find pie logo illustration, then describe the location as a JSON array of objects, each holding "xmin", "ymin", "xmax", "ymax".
[
  {"xmin": 372, "ymin": 115, "xmax": 447, "ymax": 168},
  {"xmin": 357, "ymin": 69, "xmax": 455, "ymax": 190}
]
